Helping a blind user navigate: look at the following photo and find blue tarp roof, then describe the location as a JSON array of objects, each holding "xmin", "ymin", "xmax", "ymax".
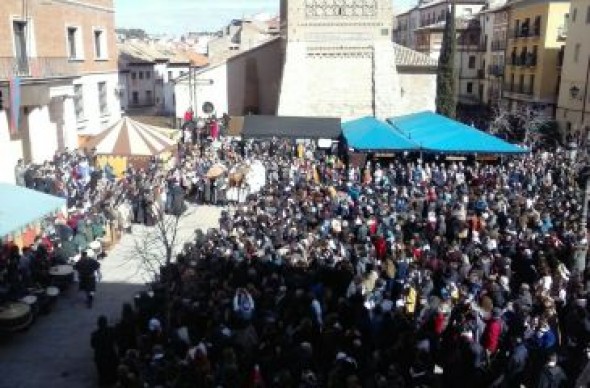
[
  {"xmin": 0, "ymin": 183, "xmax": 66, "ymax": 239},
  {"xmin": 388, "ymin": 111, "xmax": 528, "ymax": 154},
  {"xmin": 343, "ymin": 116, "xmax": 419, "ymax": 151}
]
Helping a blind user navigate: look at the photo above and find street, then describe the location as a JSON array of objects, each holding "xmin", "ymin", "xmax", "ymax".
[{"xmin": 0, "ymin": 205, "xmax": 221, "ymax": 388}]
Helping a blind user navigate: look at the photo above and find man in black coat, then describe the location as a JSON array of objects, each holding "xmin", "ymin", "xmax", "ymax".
[
  {"xmin": 91, "ymin": 315, "xmax": 119, "ymax": 386},
  {"xmin": 537, "ymin": 353, "xmax": 567, "ymax": 388},
  {"xmin": 75, "ymin": 250, "xmax": 101, "ymax": 308}
]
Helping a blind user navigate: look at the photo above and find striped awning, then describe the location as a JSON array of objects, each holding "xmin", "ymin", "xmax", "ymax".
[{"xmin": 86, "ymin": 117, "xmax": 178, "ymax": 157}]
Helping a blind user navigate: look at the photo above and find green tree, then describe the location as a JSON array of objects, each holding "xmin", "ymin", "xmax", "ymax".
[{"xmin": 435, "ymin": 0, "xmax": 457, "ymax": 118}]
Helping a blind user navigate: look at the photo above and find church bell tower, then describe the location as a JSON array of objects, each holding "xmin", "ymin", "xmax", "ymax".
[{"xmin": 278, "ymin": 0, "xmax": 402, "ymax": 121}]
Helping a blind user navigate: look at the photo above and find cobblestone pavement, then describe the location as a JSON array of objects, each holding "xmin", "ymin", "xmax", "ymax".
[{"xmin": 0, "ymin": 205, "xmax": 221, "ymax": 388}]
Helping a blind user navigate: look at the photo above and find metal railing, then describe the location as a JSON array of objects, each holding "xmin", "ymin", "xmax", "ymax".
[
  {"xmin": 488, "ymin": 65, "xmax": 504, "ymax": 76},
  {"xmin": 0, "ymin": 57, "xmax": 81, "ymax": 80},
  {"xmin": 491, "ymin": 41, "xmax": 506, "ymax": 51}
]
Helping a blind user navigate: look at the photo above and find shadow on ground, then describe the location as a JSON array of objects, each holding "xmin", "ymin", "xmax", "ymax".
[{"xmin": 0, "ymin": 281, "xmax": 144, "ymax": 388}]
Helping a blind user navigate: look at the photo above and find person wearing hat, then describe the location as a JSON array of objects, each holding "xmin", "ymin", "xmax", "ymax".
[{"xmin": 75, "ymin": 250, "xmax": 101, "ymax": 308}]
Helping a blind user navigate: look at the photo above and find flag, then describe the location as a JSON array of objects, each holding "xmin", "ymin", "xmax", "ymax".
[{"xmin": 9, "ymin": 76, "xmax": 21, "ymax": 135}]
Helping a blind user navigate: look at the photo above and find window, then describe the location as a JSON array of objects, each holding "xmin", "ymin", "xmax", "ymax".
[
  {"xmin": 529, "ymin": 74, "xmax": 535, "ymax": 94},
  {"xmin": 381, "ymin": 28, "xmax": 389, "ymax": 36},
  {"xmin": 573, "ymin": 8, "xmax": 577, "ymax": 22},
  {"xmin": 575, "ymin": 43, "xmax": 581, "ymax": 62},
  {"xmin": 519, "ymin": 74, "xmax": 524, "ymax": 92},
  {"xmin": 74, "ymin": 84, "xmax": 84, "ymax": 121},
  {"xmin": 139, "ymin": 72, "xmax": 144, "ymax": 80},
  {"xmin": 94, "ymin": 30, "xmax": 105, "ymax": 59},
  {"xmin": 587, "ymin": 6, "xmax": 590, "ymax": 23},
  {"xmin": 132, "ymin": 91, "xmax": 138, "ymax": 104},
  {"xmin": 0, "ymin": 90, "xmax": 3, "ymax": 110},
  {"xmin": 131, "ymin": 72, "xmax": 136, "ymax": 80},
  {"xmin": 146, "ymin": 90, "xmax": 152, "ymax": 104},
  {"xmin": 67, "ymin": 27, "xmax": 79, "ymax": 59},
  {"xmin": 146, "ymin": 71, "xmax": 151, "ymax": 79},
  {"xmin": 468, "ymin": 55, "xmax": 476, "ymax": 68},
  {"xmin": 168, "ymin": 70, "xmax": 173, "ymax": 80},
  {"xmin": 98, "ymin": 82, "xmax": 108, "ymax": 116},
  {"xmin": 467, "ymin": 82, "xmax": 473, "ymax": 93},
  {"xmin": 13, "ymin": 21, "xmax": 28, "ymax": 74}
]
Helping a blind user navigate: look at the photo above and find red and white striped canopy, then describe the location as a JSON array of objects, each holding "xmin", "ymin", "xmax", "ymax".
[{"xmin": 87, "ymin": 117, "xmax": 178, "ymax": 157}]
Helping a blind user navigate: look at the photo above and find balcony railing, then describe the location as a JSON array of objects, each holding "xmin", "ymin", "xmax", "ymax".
[
  {"xmin": 0, "ymin": 57, "xmax": 81, "ymax": 80},
  {"xmin": 491, "ymin": 41, "xmax": 506, "ymax": 51},
  {"xmin": 503, "ymin": 83, "xmax": 534, "ymax": 95},
  {"xmin": 488, "ymin": 65, "xmax": 505, "ymax": 76}
]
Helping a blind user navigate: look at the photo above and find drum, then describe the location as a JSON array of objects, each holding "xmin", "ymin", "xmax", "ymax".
[
  {"xmin": 49, "ymin": 265, "xmax": 74, "ymax": 290},
  {"xmin": 19, "ymin": 295, "xmax": 39, "ymax": 317},
  {"xmin": 43, "ymin": 286, "xmax": 60, "ymax": 314},
  {"xmin": 0, "ymin": 302, "xmax": 33, "ymax": 332},
  {"xmin": 89, "ymin": 240, "xmax": 101, "ymax": 257}
]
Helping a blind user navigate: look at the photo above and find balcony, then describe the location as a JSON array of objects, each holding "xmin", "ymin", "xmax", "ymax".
[
  {"xmin": 491, "ymin": 41, "xmax": 506, "ymax": 51},
  {"xmin": 459, "ymin": 94, "xmax": 481, "ymax": 104},
  {"xmin": 524, "ymin": 53, "xmax": 537, "ymax": 67},
  {"xmin": 557, "ymin": 25, "xmax": 568, "ymax": 41},
  {"xmin": 489, "ymin": 65, "xmax": 505, "ymax": 76},
  {"xmin": 0, "ymin": 57, "xmax": 81, "ymax": 81}
]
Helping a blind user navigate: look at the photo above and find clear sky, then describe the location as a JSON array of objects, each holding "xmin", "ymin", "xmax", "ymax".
[{"xmin": 115, "ymin": 0, "xmax": 417, "ymax": 35}]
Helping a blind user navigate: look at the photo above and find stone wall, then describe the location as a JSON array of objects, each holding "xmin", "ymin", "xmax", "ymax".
[
  {"xmin": 397, "ymin": 70, "xmax": 437, "ymax": 115},
  {"xmin": 279, "ymin": 44, "xmax": 376, "ymax": 120}
]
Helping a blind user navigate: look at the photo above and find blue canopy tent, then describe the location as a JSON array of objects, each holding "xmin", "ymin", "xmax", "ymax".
[
  {"xmin": 0, "ymin": 183, "xmax": 66, "ymax": 239},
  {"xmin": 343, "ymin": 116, "xmax": 420, "ymax": 152},
  {"xmin": 388, "ymin": 111, "xmax": 528, "ymax": 154}
]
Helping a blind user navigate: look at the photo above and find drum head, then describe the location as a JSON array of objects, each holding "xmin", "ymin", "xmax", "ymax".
[
  {"xmin": 46, "ymin": 287, "xmax": 60, "ymax": 297},
  {"xmin": 50, "ymin": 265, "xmax": 74, "ymax": 276},
  {"xmin": 20, "ymin": 295, "xmax": 37, "ymax": 305}
]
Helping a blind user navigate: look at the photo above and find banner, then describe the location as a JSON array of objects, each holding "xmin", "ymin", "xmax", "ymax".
[{"xmin": 9, "ymin": 76, "xmax": 21, "ymax": 135}]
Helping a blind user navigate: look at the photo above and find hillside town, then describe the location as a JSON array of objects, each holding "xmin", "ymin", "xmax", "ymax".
[{"xmin": 0, "ymin": 0, "xmax": 590, "ymax": 387}]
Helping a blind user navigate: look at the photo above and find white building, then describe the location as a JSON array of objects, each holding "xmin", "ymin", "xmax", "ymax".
[
  {"xmin": 173, "ymin": 2, "xmax": 438, "ymax": 125},
  {"xmin": 118, "ymin": 42, "xmax": 208, "ymax": 115}
]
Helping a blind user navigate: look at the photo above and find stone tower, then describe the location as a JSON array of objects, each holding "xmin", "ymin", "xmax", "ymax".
[{"xmin": 278, "ymin": 0, "xmax": 402, "ymax": 121}]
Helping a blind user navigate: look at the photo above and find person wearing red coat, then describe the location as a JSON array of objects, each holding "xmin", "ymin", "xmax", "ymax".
[
  {"xmin": 482, "ymin": 308, "xmax": 503, "ymax": 354},
  {"xmin": 183, "ymin": 107, "xmax": 194, "ymax": 123},
  {"xmin": 374, "ymin": 235, "xmax": 386, "ymax": 260}
]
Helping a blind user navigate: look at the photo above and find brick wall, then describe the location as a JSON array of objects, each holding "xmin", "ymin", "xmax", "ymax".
[{"xmin": 0, "ymin": 0, "xmax": 117, "ymax": 75}]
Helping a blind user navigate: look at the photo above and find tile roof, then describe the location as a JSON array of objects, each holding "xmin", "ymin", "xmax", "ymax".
[{"xmin": 393, "ymin": 43, "xmax": 438, "ymax": 68}]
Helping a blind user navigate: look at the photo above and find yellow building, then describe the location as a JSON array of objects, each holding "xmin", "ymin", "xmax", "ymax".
[
  {"xmin": 503, "ymin": 0, "xmax": 570, "ymax": 117},
  {"xmin": 556, "ymin": 0, "xmax": 590, "ymax": 135}
]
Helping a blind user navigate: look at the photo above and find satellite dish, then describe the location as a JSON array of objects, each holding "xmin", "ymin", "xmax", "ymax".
[{"xmin": 202, "ymin": 101, "xmax": 215, "ymax": 114}]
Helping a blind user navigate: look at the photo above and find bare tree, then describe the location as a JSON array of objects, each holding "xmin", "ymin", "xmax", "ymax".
[
  {"xmin": 489, "ymin": 103, "xmax": 554, "ymax": 148},
  {"xmin": 128, "ymin": 206, "xmax": 190, "ymax": 282}
]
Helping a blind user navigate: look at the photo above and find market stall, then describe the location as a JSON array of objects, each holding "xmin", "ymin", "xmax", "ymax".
[
  {"xmin": 0, "ymin": 183, "xmax": 66, "ymax": 245},
  {"xmin": 85, "ymin": 117, "xmax": 180, "ymax": 177}
]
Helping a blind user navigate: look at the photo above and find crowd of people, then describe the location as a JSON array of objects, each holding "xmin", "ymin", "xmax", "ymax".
[{"xmin": 81, "ymin": 133, "xmax": 590, "ymax": 388}]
